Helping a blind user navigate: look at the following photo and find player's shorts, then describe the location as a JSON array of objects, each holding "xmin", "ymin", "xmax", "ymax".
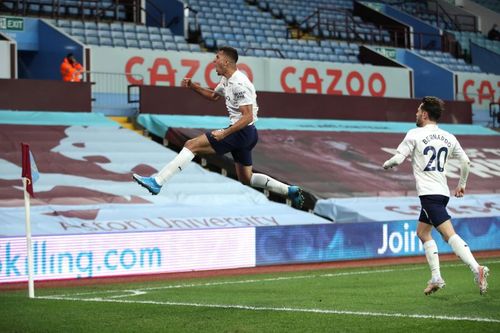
[
  {"xmin": 418, "ymin": 195, "xmax": 451, "ymax": 227},
  {"xmin": 205, "ymin": 124, "xmax": 258, "ymax": 166}
]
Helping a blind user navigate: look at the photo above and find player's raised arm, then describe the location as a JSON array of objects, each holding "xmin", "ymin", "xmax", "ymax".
[{"xmin": 182, "ymin": 77, "xmax": 221, "ymax": 101}]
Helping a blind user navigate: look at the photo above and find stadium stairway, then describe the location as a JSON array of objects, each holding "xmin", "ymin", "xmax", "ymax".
[{"xmin": 107, "ymin": 116, "xmax": 144, "ymax": 136}]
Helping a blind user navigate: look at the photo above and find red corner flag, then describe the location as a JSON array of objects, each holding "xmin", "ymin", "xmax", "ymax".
[{"xmin": 21, "ymin": 143, "xmax": 39, "ymax": 198}]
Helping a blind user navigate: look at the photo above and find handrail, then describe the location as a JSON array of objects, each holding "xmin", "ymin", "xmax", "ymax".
[
  {"xmin": 490, "ymin": 103, "xmax": 500, "ymax": 128},
  {"xmin": 80, "ymin": 71, "xmax": 144, "ymax": 110}
]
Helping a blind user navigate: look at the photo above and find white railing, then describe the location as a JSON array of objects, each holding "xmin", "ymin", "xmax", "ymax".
[{"xmin": 81, "ymin": 71, "xmax": 143, "ymax": 113}]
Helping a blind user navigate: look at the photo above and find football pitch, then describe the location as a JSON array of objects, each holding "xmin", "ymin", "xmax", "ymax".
[{"xmin": 1, "ymin": 259, "xmax": 499, "ymax": 332}]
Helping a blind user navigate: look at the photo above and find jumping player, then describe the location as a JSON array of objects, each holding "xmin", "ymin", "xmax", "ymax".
[
  {"xmin": 383, "ymin": 96, "xmax": 489, "ymax": 295},
  {"xmin": 133, "ymin": 46, "xmax": 304, "ymax": 208}
]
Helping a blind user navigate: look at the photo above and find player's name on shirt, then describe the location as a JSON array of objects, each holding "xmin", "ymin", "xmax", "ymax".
[{"xmin": 422, "ymin": 133, "xmax": 453, "ymax": 147}]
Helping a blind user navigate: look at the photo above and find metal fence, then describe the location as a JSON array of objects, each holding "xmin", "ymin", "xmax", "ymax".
[{"xmin": 82, "ymin": 71, "xmax": 143, "ymax": 115}]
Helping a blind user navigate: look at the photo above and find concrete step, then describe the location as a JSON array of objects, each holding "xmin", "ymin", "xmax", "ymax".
[
  {"xmin": 107, "ymin": 116, "xmax": 146, "ymax": 136},
  {"xmin": 108, "ymin": 116, "xmax": 129, "ymax": 125}
]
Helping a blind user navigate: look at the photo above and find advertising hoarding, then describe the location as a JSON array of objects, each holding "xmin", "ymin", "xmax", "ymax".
[
  {"xmin": 1, "ymin": 228, "xmax": 255, "ymax": 283},
  {"xmin": 91, "ymin": 47, "xmax": 412, "ymax": 98}
]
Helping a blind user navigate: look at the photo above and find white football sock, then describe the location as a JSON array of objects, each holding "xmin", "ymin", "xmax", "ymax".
[
  {"xmin": 250, "ymin": 173, "xmax": 289, "ymax": 196},
  {"xmin": 154, "ymin": 147, "xmax": 195, "ymax": 185},
  {"xmin": 423, "ymin": 240, "xmax": 441, "ymax": 280},
  {"xmin": 448, "ymin": 234, "xmax": 479, "ymax": 273}
]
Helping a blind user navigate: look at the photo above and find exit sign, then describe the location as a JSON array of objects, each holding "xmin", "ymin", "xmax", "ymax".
[
  {"xmin": 0, "ymin": 16, "xmax": 24, "ymax": 31},
  {"xmin": 374, "ymin": 47, "xmax": 397, "ymax": 59}
]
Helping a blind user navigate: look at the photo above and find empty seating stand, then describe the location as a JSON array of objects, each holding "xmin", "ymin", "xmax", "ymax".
[
  {"xmin": 416, "ymin": 49, "xmax": 482, "ymax": 73},
  {"xmin": 258, "ymin": 0, "xmax": 392, "ymax": 45},
  {"xmin": 451, "ymin": 30, "xmax": 500, "ymax": 56},
  {"xmin": 54, "ymin": 19, "xmax": 202, "ymax": 52},
  {"xmin": 187, "ymin": 0, "xmax": 362, "ymax": 64},
  {"xmin": 1, "ymin": 0, "xmax": 128, "ymax": 21}
]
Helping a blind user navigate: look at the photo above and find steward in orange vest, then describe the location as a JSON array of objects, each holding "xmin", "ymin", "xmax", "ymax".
[{"xmin": 60, "ymin": 53, "xmax": 84, "ymax": 82}]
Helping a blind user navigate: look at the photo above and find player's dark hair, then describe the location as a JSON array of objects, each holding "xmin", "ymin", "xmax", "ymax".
[
  {"xmin": 218, "ymin": 46, "xmax": 238, "ymax": 63},
  {"xmin": 421, "ymin": 96, "xmax": 444, "ymax": 121}
]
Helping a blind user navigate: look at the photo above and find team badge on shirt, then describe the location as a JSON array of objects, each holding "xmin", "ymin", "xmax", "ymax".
[{"xmin": 234, "ymin": 90, "xmax": 245, "ymax": 100}]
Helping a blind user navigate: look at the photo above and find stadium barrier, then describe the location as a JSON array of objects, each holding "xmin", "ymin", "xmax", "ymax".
[
  {"xmin": 1, "ymin": 217, "xmax": 498, "ymax": 283},
  {"xmin": 137, "ymin": 85, "xmax": 472, "ymax": 123},
  {"xmin": 0, "ymin": 78, "xmax": 92, "ymax": 111}
]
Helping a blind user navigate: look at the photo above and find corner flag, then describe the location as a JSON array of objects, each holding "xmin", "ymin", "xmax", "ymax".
[
  {"xmin": 21, "ymin": 143, "xmax": 39, "ymax": 197},
  {"xmin": 21, "ymin": 142, "xmax": 38, "ymax": 298}
]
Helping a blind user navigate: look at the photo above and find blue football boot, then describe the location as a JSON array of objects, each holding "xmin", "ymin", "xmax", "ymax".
[
  {"xmin": 132, "ymin": 174, "xmax": 162, "ymax": 195},
  {"xmin": 287, "ymin": 185, "xmax": 304, "ymax": 209}
]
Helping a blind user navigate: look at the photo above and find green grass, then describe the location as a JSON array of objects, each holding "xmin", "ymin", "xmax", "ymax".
[{"xmin": 1, "ymin": 259, "xmax": 499, "ymax": 333}]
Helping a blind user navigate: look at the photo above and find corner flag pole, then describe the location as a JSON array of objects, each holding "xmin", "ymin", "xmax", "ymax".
[
  {"xmin": 21, "ymin": 142, "xmax": 36, "ymax": 299},
  {"xmin": 22, "ymin": 177, "xmax": 35, "ymax": 298}
]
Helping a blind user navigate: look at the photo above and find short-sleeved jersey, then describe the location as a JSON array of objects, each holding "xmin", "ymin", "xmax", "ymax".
[
  {"xmin": 214, "ymin": 70, "xmax": 258, "ymax": 125},
  {"xmin": 396, "ymin": 124, "xmax": 469, "ymax": 197}
]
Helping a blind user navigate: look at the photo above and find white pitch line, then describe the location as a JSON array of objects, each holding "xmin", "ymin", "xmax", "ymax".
[
  {"xmin": 45, "ymin": 267, "xmax": 409, "ymax": 298},
  {"xmin": 45, "ymin": 259, "xmax": 500, "ymax": 299},
  {"xmin": 36, "ymin": 295, "xmax": 500, "ymax": 324}
]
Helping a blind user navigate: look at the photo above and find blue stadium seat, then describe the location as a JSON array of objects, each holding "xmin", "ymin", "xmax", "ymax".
[
  {"xmin": 136, "ymin": 25, "xmax": 148, "ymax": 33},
  {"xmin": 100, "ymin": 37, "xmax": 113, "ymax": 47},
  {"xmin": 97, "ymin": 22, "xmax": 110, "ymax": 31},
  {"xmin": 72, "ymin": 28, "xmax": 85, "ymax": 37},
  {"xmin": 318, "ymin": 53, "xmax": 329, "ymax": 62},
  {"xmin": 84, "ymin": 21, "xmax": 97, "ymax": 30},
  {"xmin": 137, "ymin": 33, "xmax": 149, "ymax": 41},
  {"xmin": 189, "ymin": 44, "xmax": 202, "ymax": 52},
  {"xmin": 149, "ymin": 34, "xmax": 162, "ymax": 42},
  {"xmin": 57, "ymin": 20, "xmax": 71, "ymax": 29},
  {"xmin": 110, "ymin": 22, "xmax": 122, "ymax": 32},
  {"xmin": 254, "ymin": 49, "xmax": 266, "ymax": 57},
  {"xmin": 151, "ymin": 40, "xmax": 165, "ymax": 50},
  {"xmin": 174, "ymin": 35, "xmax": 186, "ymax": 43},
  {"xmin": 98, "ymin": 30, "xmax": 112, "ymax": 39},
  {"xmin": 71, "ymin": 21, "xmax": 84, "ymax": 29},
  {"xmin": 177, "ymin": 43, "xmax": 190, "ymax": 52},
  {"xmin": 124, "ymin": 32, "xmax": 137, "ymax": 40},
  {"xmin": 164, "ymin": 42, "xmax": 178, "ymax": 51},
  {"xmin": 111, "ymin": 31, "xmax": 125, "ymax": 39},
  {"xmin": 85, "ymin": 36, "xmax": 99, "ymax": 45},
  {"xmin": 297, "ymin": 52, "xmax": 308, "ymax": 60},
  {"xmin": 123, "ymin": 24, "xmax": 135, "ymax": 33},
  {"xmin": 139, "ymin": 40, "xmax": 152, "ymax": 49},
  {"xmin": 162, "ymin": 34, "xmax": 174, "ymax": 43},
  {"xmin": 114, "ymin": 39, "xmax": 126, "ymax": 48},
  {"xmin": 148, "ymin": 26, "xmax": 161, "ymax": 35},
  {"xmin": 126, "ymin": 39, "xmax": 139, "ymax": 48},
  {"xmin": 85, "ymin": 29, "xmax": 98, "ymax": 38}
]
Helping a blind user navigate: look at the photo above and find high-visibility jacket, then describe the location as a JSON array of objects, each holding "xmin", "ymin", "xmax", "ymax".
[{"xmin": 60, "ymin": 58, "xmax": 84, "ymax": 82}]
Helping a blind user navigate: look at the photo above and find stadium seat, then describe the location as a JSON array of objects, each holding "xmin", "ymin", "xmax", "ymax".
[
  {"xmin": 126, "ymin": 39, "xmax": 139, "ymax": 48},
  {"xmin": 113, "ymin": 38, "xmax": 126, "ymax": 48},
  {"xmin": 85, "ymin": 36, "xmax": 99, "ymax": 45},
  {"xmin": 152, "ymin": 40, "xmax": 165, "ymax": 50},
  {"xmin": 164, "ymin": 42, "xmax": 178, "ymax": 51},
  {"xmin": 99, "ymin": 37, "xmax": 113, "ymax": 47},
  {"xmin": 138, "ymin": 40, "xmax": 152, "ymax": 49}
]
